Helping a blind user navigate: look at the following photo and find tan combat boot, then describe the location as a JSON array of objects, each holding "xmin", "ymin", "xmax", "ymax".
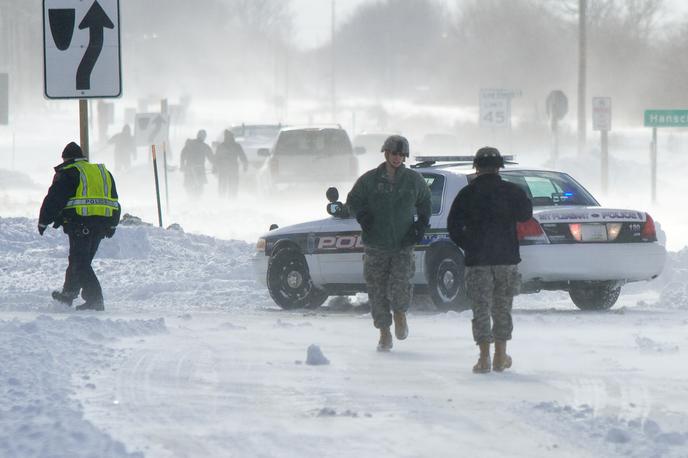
[
  {"xmin": 377, "ymin": 327, "xmax": 393, "ymax": 352},
  {"xmin": 493, "ymin": 340, "xmax": 512, "ymax": 372},
  {"xmin": 393, "ymin": 310, "xmax": 408, "ymax": 340},
  {"xmin": 472, "ymin": 341, "xmax": 491, "ymax": 374}
]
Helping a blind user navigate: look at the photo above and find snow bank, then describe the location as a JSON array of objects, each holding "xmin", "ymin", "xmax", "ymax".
[
  {"xmin": 528, "ymin": 401, "xmax": 688, "ymax": 457},
  {"xmin": 0, "ymin": 315, "xmax": 166, "ymax": 457},
  {"xmin": 0, "ymin": 217, "xmax": 273, "ymax": 313}
]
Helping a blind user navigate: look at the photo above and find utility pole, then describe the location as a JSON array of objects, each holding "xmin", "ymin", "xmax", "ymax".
[
  {"xmin": 331, "ymin": 0, "xmax": 336, "ymax": 123},
  {"xmin": 578, "ymin": 0, "xmax": 587, "ymax": 157}
]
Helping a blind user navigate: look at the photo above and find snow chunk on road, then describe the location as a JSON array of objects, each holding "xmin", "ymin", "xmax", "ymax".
[{"xmin": 306, "ymin": 344, "xmax": 330, "ymax": 365}]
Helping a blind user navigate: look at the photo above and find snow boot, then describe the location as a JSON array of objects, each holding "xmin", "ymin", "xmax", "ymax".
[
  {"xmin": 393, "ymin": 310, "xmax": 408, "ymax": 340},
  {"xmin": 75, "ymin": 299, "xmax": 105, "ymax": 312},
  {"xmin": 493, "ymin": 340, "xmax": 512, "ymax": 372},
  {"xmin": 377, "ymin": 327, "xmax": 393, "ymax": 352},
  {"xmin": 51, "ymin": 290, "xmax": 78, "ymax": 306},
  {"xmin": 472, "ymin": 342, "xmax": 491, "ymax": 374}
]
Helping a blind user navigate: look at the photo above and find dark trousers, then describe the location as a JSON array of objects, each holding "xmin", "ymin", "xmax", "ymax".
[{"xmin": 63, "ymin": 227, "xmax": 104, "ymax": 303}]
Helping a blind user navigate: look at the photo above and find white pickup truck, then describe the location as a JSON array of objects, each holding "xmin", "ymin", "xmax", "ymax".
[{"xmin": 252, "ymin": 158, "xmax": 666, "ymax": 311}]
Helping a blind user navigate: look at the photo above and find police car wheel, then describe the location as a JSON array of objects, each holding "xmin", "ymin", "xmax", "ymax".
[
  {"xmin": 429, "ymin": 250, "xmax": 469, "ymax": 311},
  {"xmin": 568, "ymin": 281, "xmax": 621, "ymax": 311},
  {"xmin": 267, "ymin": 247, "xmax": 328, "ymax": 310}
]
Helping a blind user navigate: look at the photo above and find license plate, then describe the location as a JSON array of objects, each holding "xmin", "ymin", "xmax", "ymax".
[{"xmin": 581, "ymin": 224, "xmax": 608, "ymax": 242}]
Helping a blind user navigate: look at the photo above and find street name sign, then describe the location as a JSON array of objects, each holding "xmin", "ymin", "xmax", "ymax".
[
  {"xmin": 644, "ymin": 110, "xmax": 688, "ymax": 128},
  {"xmin": 43, "ymin": 0, "xmax": 121, "ymax": 99},
  {"xmin": 592, "ymin": 97, "xmax": 612, "ymax": 131}
]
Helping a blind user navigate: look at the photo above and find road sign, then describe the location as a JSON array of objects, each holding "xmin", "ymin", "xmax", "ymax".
[
  {"xmin": 479, "ymin": 89, "xmax": 514, "ymax": 128},
  {"xmin": 592, "ymin": 97, "xmax": 611, "ymax": 131},
  {"xmin": 43, "ymin": 0, "xmax": 121, "ymax": 99},
  {"xmin": 644, "ymin": 110, "xmax": 688, "ymax": 128},
  {"xmin": 546, "ymin": 90, "xmax": 568, "ymax": 122},
  {"xmin": 135, "ymin": 113, "xmax": 169, "ymax": 146}
]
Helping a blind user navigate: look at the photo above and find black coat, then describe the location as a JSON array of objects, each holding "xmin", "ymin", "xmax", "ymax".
[
  {"xmin": 447, "ymin": 173, "xmax": 532, "ymax": 267},
  {"xmin": 39, "ymin": 159, "xmax": 120, "ymax": 231}
]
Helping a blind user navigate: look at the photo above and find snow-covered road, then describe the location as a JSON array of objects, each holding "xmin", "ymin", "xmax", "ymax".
[
  {"xmin": 2, "ymin": 216, "xmax": 688, "ymax": 457},
  {"xmin": 74, "ymin": 308, "xmax": 688, "ymax": 458}
]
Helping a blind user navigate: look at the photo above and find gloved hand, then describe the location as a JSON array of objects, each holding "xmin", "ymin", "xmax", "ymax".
[
  {"xmin": 38, "ymin": 224, "xmax": 47, "ymax": 236},
  {"xmin": 356, "ymin": 210, "xmax": 374, "ymax": 233},
  {"xmin": 105, "ymin": 227, "xmax": 116, "ymax": 238},
  {"xmin": 404, "ymin": 217, "xmax": 430, "ymax": 245}
]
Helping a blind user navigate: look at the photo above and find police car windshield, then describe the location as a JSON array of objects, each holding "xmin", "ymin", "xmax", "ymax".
[{"xmin": 499, "ymin": 171, "xmax": 599, "ymax": 207}]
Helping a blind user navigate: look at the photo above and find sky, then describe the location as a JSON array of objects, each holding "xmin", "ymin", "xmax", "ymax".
[{"xmin": 291, "ymin": 0, "xmax": 688, "ymax": 50}]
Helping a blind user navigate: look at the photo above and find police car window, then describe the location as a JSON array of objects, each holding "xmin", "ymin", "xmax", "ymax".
[
  {"xmin": 422, "ymin": 173, "xmax": 444, "ymax": 215},
  {"xmin": 501, "ymin": 171, "xmax": 599, "ymax": 206}
]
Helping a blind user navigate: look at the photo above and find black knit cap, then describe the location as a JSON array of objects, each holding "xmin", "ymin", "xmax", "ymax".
[{"xmin": 61, "ymin": 142, "xmax": 84, "ymax": 159}]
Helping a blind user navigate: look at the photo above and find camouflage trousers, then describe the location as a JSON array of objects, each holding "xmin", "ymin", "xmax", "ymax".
[
  {"xmin": 464, "ymin": 265, "xmax": 521, "ymax": 344},
  {"xmin": 364, "ymin": 246, "xmax": 415, "ymax": 329}
]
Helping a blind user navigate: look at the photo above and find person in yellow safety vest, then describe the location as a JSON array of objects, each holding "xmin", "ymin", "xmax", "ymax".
[{"xmin": 38, "ymin": 142, "xmax": 121, "ymax": 311}]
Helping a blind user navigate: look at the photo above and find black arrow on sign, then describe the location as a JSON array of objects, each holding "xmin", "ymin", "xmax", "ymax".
[
  {"xmin": 148, "ymin": 115, "xmax": 166, "ymax": 143},
  {"xmin": 76, "ymin": 1, "xmax": 114, "ymax": 91}
]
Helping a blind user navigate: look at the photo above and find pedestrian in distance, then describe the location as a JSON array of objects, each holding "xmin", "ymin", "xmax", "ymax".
[
  {"xmin": 447, "ymin": 147, "xmax": 532, "ymax": 373},
  {"xmin": 179, "ymin": 129, "xmax": 214, "ymax": 197},
  {"xmin": 107, "ymin": 124, "xmax": 136, "ymax": 172},
  {"xmin": 38, "ymin": 142, "xmax": 121, "ymax": 311},
  {"xmin": 214, "ymin": 129, "xmax": 248, "ymax": 198},
  {"xmin": 346, "ymin": 135, "xmax": 432, "ymax": 351}
]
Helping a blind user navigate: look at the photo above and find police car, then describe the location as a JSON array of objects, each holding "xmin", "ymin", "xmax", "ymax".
[{"xmin": 252, "ymin": 157, "xmax": 666, "ymax": 311}]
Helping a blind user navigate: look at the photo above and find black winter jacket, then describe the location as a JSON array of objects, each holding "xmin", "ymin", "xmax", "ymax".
[
  {"xmin": 447, "ymin": 173, "xmax": 532, "ymax": 267},
  {"xmin": 38, "ymin": 159, "xmax": 120, "ymax": 232}
]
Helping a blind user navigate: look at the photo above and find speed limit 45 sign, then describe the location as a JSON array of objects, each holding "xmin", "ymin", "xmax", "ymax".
[{"xmin": 479, "ymin": 88, "xmax": 515, "ymax": 128}]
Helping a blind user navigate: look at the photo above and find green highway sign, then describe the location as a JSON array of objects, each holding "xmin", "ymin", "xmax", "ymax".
[{"xmin": 644, "ymin": 110, "xmax": 688, "ymax": 127}]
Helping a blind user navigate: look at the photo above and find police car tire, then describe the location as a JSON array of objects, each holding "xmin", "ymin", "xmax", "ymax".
[
  {"xmin": 267, "ymin": 247, "xmax": 328, "ymax": 310},
  {"xmin": 428, "ymin": 249, "xmax": 470, "ymax": 311},
  {"xmin": 568, "ymin": 281, "xmax": 621, "ymax": 311}
]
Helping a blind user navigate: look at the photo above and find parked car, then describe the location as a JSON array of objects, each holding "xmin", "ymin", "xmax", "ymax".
[
  {"xmin": 256, "ymin": 125, "xmax": 363, "ymax": 193},
  {"xmin": 228, "ymin": 124, "xmax": 283, "ymax": 169},
  {"xmin": 252, "ymin": 156, "xmax": 666, "ymax": 311}
]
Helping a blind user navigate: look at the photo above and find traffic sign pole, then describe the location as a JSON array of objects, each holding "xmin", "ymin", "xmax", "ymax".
[
  {"xmin": 151, "ymin": 145, "xmax": 163, "ymax": 228},
  {"xmin": 601, "ymin": 130, "xmax": 608, "ymax": 194},
  {"xmin": 651, "ymin": 127, "xmax": 657, "ymax": 203},
  {"xmin": 79, "ymin": 99, "xmax": 89, "ymax": 158}
]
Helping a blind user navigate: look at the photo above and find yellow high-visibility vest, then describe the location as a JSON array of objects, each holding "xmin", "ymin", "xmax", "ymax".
[{"xmin": 63, "ymin": 160, "xmax": 120, "ymax": 217}]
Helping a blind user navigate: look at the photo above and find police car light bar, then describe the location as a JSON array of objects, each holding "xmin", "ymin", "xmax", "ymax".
[{"xmin": 414, "ymin": 155, "xmax": 515, "ymax": 163}]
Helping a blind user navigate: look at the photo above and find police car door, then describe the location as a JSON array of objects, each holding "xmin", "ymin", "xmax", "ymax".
[{"xmin": 316, "ymin": 215, "xmax": 364, "ymax": 285}]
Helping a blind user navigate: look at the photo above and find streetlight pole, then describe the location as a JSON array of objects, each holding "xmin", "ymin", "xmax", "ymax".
[
  {"xmin": 331, "ymin": 0, "xmax": 336, "ymax": 123},
  {"xmin": 578, "ymin": 0, "xmax": 587, "ymax": 157}
]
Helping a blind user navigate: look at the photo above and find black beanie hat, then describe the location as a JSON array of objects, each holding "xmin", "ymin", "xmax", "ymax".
[{"xmin": 61, "ymin": 142, "xmax": 84, "ymax": 159}]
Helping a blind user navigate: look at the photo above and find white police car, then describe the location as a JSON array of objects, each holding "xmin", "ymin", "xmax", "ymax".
[{"xmin": 252, "ymin": 157, "xmax": 666, "ymax": 311}]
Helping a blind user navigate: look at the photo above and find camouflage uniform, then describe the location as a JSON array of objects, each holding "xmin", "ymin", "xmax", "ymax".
[
  {"xmin": 364, "ymin": 246, "xmax": 415, "ymax": 329},
  {"xmin": 465, "ymin": 265, "xmax": 520, "ymax": 344}
]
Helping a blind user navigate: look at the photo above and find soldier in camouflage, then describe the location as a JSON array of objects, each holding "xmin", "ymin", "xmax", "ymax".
[
  {"xmin": 447, "ymin": 147, "xmax": 532, "ymax": 373},
  {"xmin": 347, "ymin": 135, "xmax": 432, "ymax": 351}
]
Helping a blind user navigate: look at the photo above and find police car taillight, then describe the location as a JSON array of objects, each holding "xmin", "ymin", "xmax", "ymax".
[
  {"xmin": 256, "ymin": 238, "xmax": 266, "ymax": 252},
  {"xmin": 641, "ymin": 213, "xmax": 657, "ymax": 242},
  {"xmin": 517, "ymin": 218, "xmax": 549, "ymax": 244}
]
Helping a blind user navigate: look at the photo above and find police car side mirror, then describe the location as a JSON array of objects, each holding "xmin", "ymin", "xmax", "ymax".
[
  {"xmin": 326, "ymin": 187, "xmax": 339, "ymax": 203},
  {"xmin": 353, "ymin": 146, "xmax": 366, "ymax": 155},
  {"xmin": 257, "ymin": 148, "xmax": 270, "ymax": 157}
]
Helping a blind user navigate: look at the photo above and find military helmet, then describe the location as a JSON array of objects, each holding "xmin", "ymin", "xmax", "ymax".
[
  {"xmin": 473, "ymin": 146, "xmax": 504, "ymax": 169},
  {"xmin": 381, "ymin": 135, "xmax": 410, "ymax": 157}
]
